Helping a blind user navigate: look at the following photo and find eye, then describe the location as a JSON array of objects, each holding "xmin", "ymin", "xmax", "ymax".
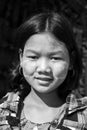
[
  {"xmin": 27, "ymin": 56, "xmax": 38, "ymax": 60},
  {"xmin": 51, "ymin": 57, "xmax": 62, "ymax": 61}
]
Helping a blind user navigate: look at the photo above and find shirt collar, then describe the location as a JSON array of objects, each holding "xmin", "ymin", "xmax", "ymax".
[
  {"xmin": 1, "ymin": 91, "xmax": 87, "ymax": 115},
  {"xmin": 66, "ymin": 91, "xmax": 87, "ymax": 114}
]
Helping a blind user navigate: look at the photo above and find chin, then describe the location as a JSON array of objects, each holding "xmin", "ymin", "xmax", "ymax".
[{"xmin": 34, "ymin": 87, "xmax": 56, "ymax": 94}]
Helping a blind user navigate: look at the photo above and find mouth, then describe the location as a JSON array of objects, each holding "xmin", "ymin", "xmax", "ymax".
[
  {"xmin": 35, "ymin": 76, "xmax": 53, "ymax": 81},
  {"xmin": 35, "ymin": 77, "xmax": 53, "ymax": 85}
]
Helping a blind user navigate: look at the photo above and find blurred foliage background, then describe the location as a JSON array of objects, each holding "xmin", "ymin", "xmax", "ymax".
[{"xmin": 0, "ymin": 0, "xmax": 87, "ymax": 98}]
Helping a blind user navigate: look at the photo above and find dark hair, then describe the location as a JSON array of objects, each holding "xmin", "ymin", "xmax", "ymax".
[{"xmin": 10, "ymin": 11, "xmax": 82, "ymax": 101}]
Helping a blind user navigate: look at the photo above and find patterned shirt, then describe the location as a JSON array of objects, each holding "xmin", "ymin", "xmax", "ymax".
[{"xmin": 0, "ymin": 91, "xmax": 87, "ymax": 130}]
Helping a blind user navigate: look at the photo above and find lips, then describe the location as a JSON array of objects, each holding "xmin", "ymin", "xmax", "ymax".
[
  {"xmin": 35, "ymin": 77, "xmax": 53, "ymax": 81},
  {"xmin": 35, "ymin": 76, "xmax": 53, "ymax": 85}
]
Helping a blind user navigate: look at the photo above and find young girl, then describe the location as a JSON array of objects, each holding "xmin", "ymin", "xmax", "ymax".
[{"xmin": 0, "ymin": 11, "xmax": 87, "ymax": 130}]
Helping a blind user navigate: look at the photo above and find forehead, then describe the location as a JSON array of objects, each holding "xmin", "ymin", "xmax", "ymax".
[{"xmin": 24, "ymin": 33, "xmax": 68, "ymax": 53}]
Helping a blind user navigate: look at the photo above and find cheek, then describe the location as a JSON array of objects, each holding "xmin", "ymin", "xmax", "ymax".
[
  {"xmin": 21, "ymin": 60, "xmax": 36, "ymax": 76},
  {"xmin": 54, "ymin": 62, "xmax": 69, "ymax": 79}
]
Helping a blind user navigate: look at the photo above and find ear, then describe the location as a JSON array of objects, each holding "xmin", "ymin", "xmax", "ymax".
[
  {"xmin": 69, "ymin": 57, "xmax": 73, "ymax": 70},
  {"xmin": 69, "ymin": 64, "xmax": 73, "ymax": 70},
  {"xmin": 19, "ymin": 48, "xmax": 23, "ymax": 67}
]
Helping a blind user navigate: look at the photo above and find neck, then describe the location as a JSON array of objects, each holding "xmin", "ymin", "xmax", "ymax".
[{"xmin": 25, "ymin": 88, "xmax": 64, "ymax": 108}]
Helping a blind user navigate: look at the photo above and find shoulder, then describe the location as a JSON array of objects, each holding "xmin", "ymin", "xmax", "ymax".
[
  {"xmin": 0, "ymin": 92, "xmax": 20, "ymax": 129},
  {"xmin": 63, "ymin": 92, "xmax": 87, "ymax": 130},
  {"xmin": 66, "ymin": 91, "xmax": 87, "ymax": 114},
  {"xmin": 0, "ymin": 92, "xmax": 20, "ymax": 108}
]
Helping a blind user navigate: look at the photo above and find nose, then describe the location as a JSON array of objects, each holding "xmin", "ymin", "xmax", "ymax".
[{"xmin": 36, "ymin": 58, "xmax": 51, "ymax": 73}]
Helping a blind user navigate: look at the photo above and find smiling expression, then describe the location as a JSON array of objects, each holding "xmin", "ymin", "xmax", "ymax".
[{"xmin": 20, "ymin": 33, "xmax": 70, "ymax": 93}]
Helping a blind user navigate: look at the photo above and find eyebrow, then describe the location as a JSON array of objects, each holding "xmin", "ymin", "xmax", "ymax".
[{"xmin": 24, "ymin": 49, "xmax": 65, "ymax": 56}]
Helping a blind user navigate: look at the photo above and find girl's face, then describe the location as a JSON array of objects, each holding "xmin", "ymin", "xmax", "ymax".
[{"xmin": 20, "ymin": 33, "xmax": 70, "ymax": 93}]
